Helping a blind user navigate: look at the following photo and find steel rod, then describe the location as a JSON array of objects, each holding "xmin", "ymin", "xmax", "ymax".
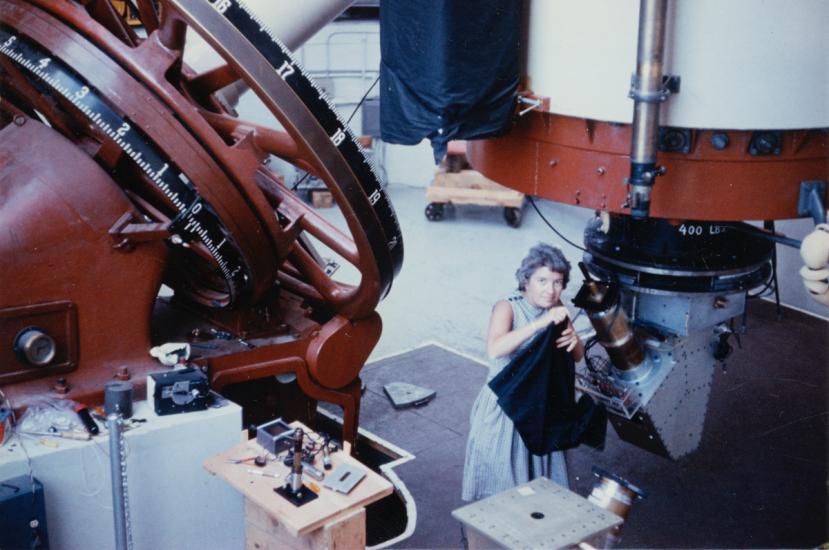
[
  {"xmin": 108, "ymin": 414, "xmax": 132, "ymax": 550},
  {"xmin": 627, "ymin": 0, "xmax": 669, "ymax": 219}
]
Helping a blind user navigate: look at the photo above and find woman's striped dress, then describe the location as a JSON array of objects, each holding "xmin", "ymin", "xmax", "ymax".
[{"xmin": 461, "ymin": 291, "xmax": 569, "ymax": 501}]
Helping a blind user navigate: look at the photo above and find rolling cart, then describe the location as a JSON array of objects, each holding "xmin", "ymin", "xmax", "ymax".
[{"xmin": 424, "ymin": 142, "xmax": 526, "ymax": 227}]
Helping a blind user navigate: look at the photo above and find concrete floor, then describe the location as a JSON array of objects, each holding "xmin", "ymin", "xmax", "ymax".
[
  {"xmin": 319, "ymin": 184, "xmax": 828, "ymax": 548},
  {"xmin": 357, "ymin": 300, "xmax": 828, "ymax": 549},
  {"xmin": 365, "ymin": 185, "xmax": 596, "ymax": 362}
]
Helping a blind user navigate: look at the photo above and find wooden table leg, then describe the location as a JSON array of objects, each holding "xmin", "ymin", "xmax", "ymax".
[{"xmin": 245, "ymin": 498, "xmax": 366, "ymax": 550}]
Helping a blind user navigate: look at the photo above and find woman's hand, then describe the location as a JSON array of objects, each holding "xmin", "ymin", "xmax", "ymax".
[
  {"xmin": 487, "ymin": 301, "xmax": 568, "ymax": 359},
  {"xmin": 555, "ymin": 322, "xmax": 584, "ymax": 361},
  {"xmin": 535, "ymin": 305, "xmax": 569, "ymax": 330},
  {"xmin": 555, "ymin": 325, "xmax": 579, "ymax": 352}
]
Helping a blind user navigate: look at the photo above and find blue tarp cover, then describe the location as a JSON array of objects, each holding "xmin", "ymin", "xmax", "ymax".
[{"xmin": 379, "ymin": 0, "xmax": 521, "ymax": 162}]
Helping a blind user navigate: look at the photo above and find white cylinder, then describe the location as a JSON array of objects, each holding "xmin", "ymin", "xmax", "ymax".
[
  {"xmin": 184, "ymin": 0, "xmax": 354, "ymax": 72},
  {"xmin": 524, "ymin": 0, "xmax": 829, "ymax": 129},
  {"xmin": 241, "ymin": 0, "xmax": 354, "ymax": 51}
]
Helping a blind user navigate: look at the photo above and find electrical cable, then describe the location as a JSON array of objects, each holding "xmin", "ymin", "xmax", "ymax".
[
  {"xmin": 747, "ymin": 259, "xmax": 778, "ymax": 299},
  {"xmin": 346, "ymin": 76, "xmax": 379, "ymax": 126},
  {"xmin": 584, "ymin": 336, "xmax": 600, "ymax": 354},
  {"xmin": 78, "ymin": 441, "xmax": 108, "ymax": 500},
  {"xmin": 527, "ymin": 196, "xmax": 588, "ymax": 253}
]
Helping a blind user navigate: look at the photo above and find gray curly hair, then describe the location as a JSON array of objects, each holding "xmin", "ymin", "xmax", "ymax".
[{"xmin": 515, "ymin": 243, "xmax": 571, "ymax": 291}]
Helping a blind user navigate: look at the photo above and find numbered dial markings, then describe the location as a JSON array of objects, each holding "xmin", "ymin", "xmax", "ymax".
[
  {"xmin": 0, "ymin": 26, "xmax": 251, "ymax": 304},
  {"xmin": 197, "ymin": 0, "xmax": 403, "ymax": 274}
]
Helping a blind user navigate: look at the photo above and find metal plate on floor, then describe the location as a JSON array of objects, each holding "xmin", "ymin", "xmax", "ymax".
[
  {"xmin": 452, "ymin": 477, "xmax": 621, "ymax": 549},
  {"xmin": 383, "ymin": 382, "xmax": 436, "ymax": 409}
]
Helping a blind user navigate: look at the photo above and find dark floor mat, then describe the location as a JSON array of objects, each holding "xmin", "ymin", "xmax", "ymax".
[{"xmin": 356, "ymin": 300, "xmax": 827, "ymax": 549}]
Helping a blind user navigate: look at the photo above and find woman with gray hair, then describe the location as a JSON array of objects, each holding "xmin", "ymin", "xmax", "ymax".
[{"xmin": 461, "ymin": 243, "xmax": 583, "ymax": 501}]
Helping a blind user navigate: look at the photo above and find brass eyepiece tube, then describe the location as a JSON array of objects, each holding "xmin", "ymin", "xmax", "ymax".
[
  {"xmin": 574, "ymin": 264, "xmax": 644, "ymax": 372},
  {"xmin": 588, "ymin": 303, "xmax": 644, "ymax": 371}
]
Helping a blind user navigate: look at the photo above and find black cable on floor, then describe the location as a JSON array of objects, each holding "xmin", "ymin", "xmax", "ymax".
[{"xmin": 527, "ymin": 196, "xmax": 587, "ymax": 253}]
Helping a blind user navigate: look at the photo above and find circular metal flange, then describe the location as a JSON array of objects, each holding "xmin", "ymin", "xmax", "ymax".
[{"xmin": 583, "ymin": 215, "xmax": 773, "ymax": 293}]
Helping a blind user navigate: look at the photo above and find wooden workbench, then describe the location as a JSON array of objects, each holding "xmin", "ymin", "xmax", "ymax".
[{"xmin": 203, "ymin": 422, "xmax": 393, "ymax": 550}]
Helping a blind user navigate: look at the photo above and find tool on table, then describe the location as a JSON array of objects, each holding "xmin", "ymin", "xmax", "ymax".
[
  {"xmin": 74, "ymin": 403, "xmax": 99, "ymax": 435},
  {"xmin": 323, "ymin": 464, "xmax": 366, "ymax": 495},
  {"xmin": 322, "ymin": 437, "xmax": 333, "ymax": 470},
  {"xmin": 228, "ymin": 455, "xmax": 267, "ymax": 467},
  {"xmin": 280, "ymin": 443, "xmax": 325, "ymax": 480},
  {"xmin": 301, "ymin": 461, "xmax": 325, "ymax": 481},
  {"xmin": 274, "ymin": 428, "xmax": 318, "ymax": 507},
  {"xmin": 245, "ymin": 469, "xmax": 280, "ymax": 479},
  {"xmin": 19, "ymin": 429, "xmax": 90, "ymax": 441},
  {"xmin": 227, "ymin": 456, "xmax": 257, "ymax": 465},
  {"xmin": 287, "ymin": 429, "xmax": 304, "ymax": 494}
]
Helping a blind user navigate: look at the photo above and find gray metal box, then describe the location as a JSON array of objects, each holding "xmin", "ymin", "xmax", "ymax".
[{"xmin": 256, "ymin": 417, "xmax": 295, "ymax": 455}]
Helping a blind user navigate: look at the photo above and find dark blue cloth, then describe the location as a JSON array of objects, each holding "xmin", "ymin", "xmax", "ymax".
[
  {"xmin": 488, "ymin": 322, "xmax": 607, "ymax": 455},
  {"xmin": 379, "ymin": 0, "xmax": 521, "ymax": 162}
]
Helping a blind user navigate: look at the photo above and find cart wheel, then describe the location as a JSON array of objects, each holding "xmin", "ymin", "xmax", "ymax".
[
  {"xmin": 504, "ymin": 207, "xmax": 522, "ymax": 227},
  {"xmin": 425, "ymin": 203, "xmax": 445, "ymax": 221}
]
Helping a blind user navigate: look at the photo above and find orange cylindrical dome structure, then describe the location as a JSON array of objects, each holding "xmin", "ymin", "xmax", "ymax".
[{"xmin": 469, "ymin": 0, "xmax": 829, "ymax": 221}]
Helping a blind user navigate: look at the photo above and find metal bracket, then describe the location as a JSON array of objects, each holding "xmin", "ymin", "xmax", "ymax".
[
  {"xmin": 797, "ymin": 180, "xmax": 827, "ymax": 224},
  {"xmin": 108, "ymin": 212, "xmax": 171, "ymax": 250},
  {"xmin": 628, "ymin": 74, "xmax": 680, "ymax": 103},
  {"xmin": 516, "ymin": 93, "xmax": 550, "ymax": 116},
  {"xmin": 274, "ymin": 484, "xmax": 318, "ymax": 507}
]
